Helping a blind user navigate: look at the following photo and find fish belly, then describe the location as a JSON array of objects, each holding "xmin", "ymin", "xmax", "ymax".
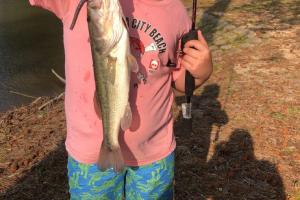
[{"xmin": 93, "ymin": 29, "xmax": 130, "ymax": 150}]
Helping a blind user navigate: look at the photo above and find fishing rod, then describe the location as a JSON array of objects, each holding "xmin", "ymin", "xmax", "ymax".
[{"xmin": 181, "ymin": 0, "xmax": 198, "ymax": 120}]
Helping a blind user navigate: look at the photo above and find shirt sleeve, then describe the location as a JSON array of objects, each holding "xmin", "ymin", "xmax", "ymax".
[
  {"xmin": 29, "ymin": 0, "xmax": 71, "ymax": 20},
  {"xmin": 171, "ymin": 9, "xmax": 192, "ymax": 82}
]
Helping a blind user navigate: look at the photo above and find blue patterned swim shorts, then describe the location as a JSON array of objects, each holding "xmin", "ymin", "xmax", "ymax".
[{"xmin": 67, "ymin": 152, "xmax": 174, "ymax": 200}]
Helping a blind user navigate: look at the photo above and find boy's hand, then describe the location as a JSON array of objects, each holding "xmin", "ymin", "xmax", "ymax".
[{"xmin": 181, "ymin": 30, "xmax": 213, "ymax": 81}]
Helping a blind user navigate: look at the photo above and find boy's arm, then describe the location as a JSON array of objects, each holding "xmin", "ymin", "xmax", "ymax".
[
  {"xmin": 171, "ymin": 7, "xmax": 212, "ymax": 93},
  {"xmin": 173, "ymin": 31, "xmax": 213, "ymax": 93},
  {"xmin": 29, "ymin": 0, "xmax": 71, "ymax": 21}
]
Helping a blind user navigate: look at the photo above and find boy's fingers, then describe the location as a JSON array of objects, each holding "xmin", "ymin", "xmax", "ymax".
[
  {"xmin": 197, "ymin": 30, "xmax": 209, "ymax": 48},
  {"xmin": 181, "ymin": 59, "xmax": 193, "ymax": 71},
  {"xmin": 182, "ymin": 54, "xmax": 196, "ymax": 66},
  {"xmin": 184, "ymin": 40, "xmax": 205, "ymax": 51},
  {"xmin": 183, "ymin": 31, "xmax": 208, "ymax": 50},
  {"xmin": 183, "ymin": 47, "xmax": 200, "ymax": 59}
]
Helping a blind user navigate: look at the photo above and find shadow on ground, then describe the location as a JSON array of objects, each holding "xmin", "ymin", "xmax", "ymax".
[
  {"xmin": 233, "ymin": 0, "xmax": 300, "ymax": 27},
  {"xmin": 198, "ymin": 0, "xmax": 231, "ymax": 44},
  {"xmin": 174, "ymin": 84, "xmax": 286, "ymax": 199},
  {"xmin": 0, "ymin": 142, "xmax": 69, "ymax": 200}
]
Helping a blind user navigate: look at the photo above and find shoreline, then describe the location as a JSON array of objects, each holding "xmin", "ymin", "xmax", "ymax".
[{"xmin": 0, "ymin": 94, "xmax": 67, "ymax": 194}]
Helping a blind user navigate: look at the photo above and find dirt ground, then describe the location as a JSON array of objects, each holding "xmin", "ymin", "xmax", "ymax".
[{"xmin": 0, "ymin": 0, "xmax": 299, "ymax": 199}]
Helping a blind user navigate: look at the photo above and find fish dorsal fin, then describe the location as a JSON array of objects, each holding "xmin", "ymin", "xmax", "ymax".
[
  {"xmin": 121, "ymin": 103, "xmax": 132, "ymax": 131},
  {"xmin": 127, "ymin": 54, "xmax": 139, "ymax": 73}
]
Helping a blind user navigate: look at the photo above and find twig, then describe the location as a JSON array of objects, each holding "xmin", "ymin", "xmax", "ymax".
[
  {"xmin": 51, "ymin": 68, "xmax": 65, "ymax": 84},
  {"xmin": 38, "ymin": 92, "xmax": 64, "ymax": 110},
  {"xmin": 9, "ymin": 90, "xmax": 36, "ymax": 99},
  {"xmin": 0, "ymin": 162, "xmax": 10, "ymax": 168},
  {"xmin": 7, "ymin": 171, "xmax": 22, "ymax": 178},
  {"xmin": 30, "ymin": 97, "xmax": 42, "ymax": 105},
  {"xmin": 1, "ymin": 82, "xmax": 36, "ymax": 99}
]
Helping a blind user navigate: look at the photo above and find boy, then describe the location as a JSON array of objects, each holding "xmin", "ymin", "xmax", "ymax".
[{"xmin": 29, "ymin": 0, "xmax": 212, "ymax": 199}]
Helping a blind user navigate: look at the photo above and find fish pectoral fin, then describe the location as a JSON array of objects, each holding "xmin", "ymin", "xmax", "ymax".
[
  {"xmin": 120, "ymin": 103, "xmax": 132, "ymax": 131},
  {"xmin": 127, "ymin": 54, "xmax": 139, "ymax": 73}
]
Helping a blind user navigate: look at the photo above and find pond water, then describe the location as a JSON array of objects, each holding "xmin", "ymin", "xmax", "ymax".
[{"xmin": 0, "ymin": 0, "xmax": 65, "ymax": 112}]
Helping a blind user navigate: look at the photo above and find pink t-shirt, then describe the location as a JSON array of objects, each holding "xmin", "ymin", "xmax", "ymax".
[{"xmin": 29, "ymin": 0, "xmax": 191, "ymax": 166}]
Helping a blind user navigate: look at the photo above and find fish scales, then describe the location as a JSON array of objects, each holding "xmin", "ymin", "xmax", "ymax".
[{"xmin": 70, "ymin": 0, "xmax": 137, "ymax": 172}]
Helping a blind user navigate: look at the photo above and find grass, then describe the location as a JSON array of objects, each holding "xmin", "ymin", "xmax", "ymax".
[
  {"xmin": 270, "ymin": 111, "xmax": 286, "ymax": 120},
  {"xmin": 233, "ymin": 0, "xmax": 282, "ymax": 13},
  {"xmin": 282, "ymin": 146, "xmax": 296, "ymax": 155},
  {"xmin": 213, "ymin": 63, "xmax": 223, "ymax": 73},
  {"xmin": 232, "ymin": 34, "xmax": 248, "ymax": 45},
  {"xmin": 288, "ymin": 106, "xmax": 300, "ymax": 117},
  {"xmin": 295, "ymin": 191, "xmax": 300, "ymax": 200}
]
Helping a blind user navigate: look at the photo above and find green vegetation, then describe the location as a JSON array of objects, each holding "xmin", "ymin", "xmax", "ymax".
[
  {"xmin": 270, "ymin": 112, "xmax": 286, "ymax": 120},
  {"xmin": 288, "ymin": 106, "xmax": 300, "ymax": 117}
]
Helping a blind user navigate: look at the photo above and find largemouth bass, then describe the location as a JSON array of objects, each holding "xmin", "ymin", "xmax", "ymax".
[{"xmin": 70, "ymin": 0, "xmax": 138, "ymax": 172}]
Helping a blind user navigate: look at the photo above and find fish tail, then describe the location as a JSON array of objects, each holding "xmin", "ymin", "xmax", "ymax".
[{"xmin": 98, "ymin": 142, "xmax": 124, "ymax": 173}]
